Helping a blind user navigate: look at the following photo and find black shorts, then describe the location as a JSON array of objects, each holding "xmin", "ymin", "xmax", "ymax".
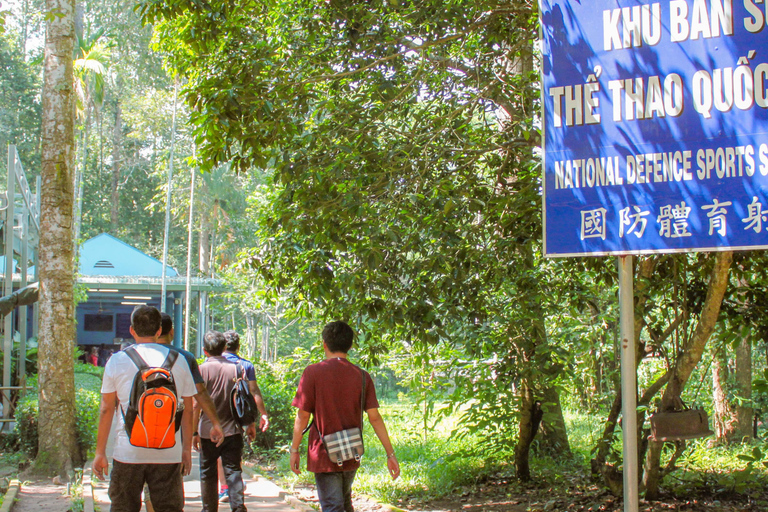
[{"xmin": 108, "ymin": 460, "xmax": 184, "ymax": 512}]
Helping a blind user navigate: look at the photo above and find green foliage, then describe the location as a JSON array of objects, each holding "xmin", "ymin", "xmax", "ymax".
[
  {"xmin": 277, "ymin": 399, "xmax": 498, "ymax": 503},
  {"xmin": 673, "ymin": 440, "xmax": 768, "ymax": 498},
  {"xmin": 248, "ymin": 361, "xmax": 296, "ymax": 453},
  {"xmin": 0, "ymin": 3, "xmax": 6, "ymax": 35},
  {"xmin": 15, "ymin": 364, "xmax": 103, "ymax": 461},
  {"xmin": 0, "ymin": 30, "xmax": 42, "ymax": 172}
]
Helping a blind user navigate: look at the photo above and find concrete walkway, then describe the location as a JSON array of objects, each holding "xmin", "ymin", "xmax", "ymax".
[{"xmin": 86, "ymin": 412, "xmax": 313, "ymax": 512}]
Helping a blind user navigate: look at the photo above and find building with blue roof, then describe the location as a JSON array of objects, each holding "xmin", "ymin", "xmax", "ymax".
[{"xmin": 77, "ymin": 233, "xmax": 223, "ymax": 352}]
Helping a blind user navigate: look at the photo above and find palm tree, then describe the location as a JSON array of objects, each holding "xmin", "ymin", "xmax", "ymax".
[{"xmin": 73, "ymin": 29, "xmax": 109, "ymax": 243}]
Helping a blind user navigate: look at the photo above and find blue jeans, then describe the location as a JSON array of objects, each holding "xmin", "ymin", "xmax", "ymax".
[
  {"xmin": 200, "ymin": 434, "xmax": 247, "ymax": 512},
  {"xmin": 314, "ymin": 470, "xmax": 357, "ymax": 512}
]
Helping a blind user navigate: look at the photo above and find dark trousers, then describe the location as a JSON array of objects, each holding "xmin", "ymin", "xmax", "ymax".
[
  {"xmin": 200, "ymin": 434, "xmax": 247, "ymax": 512},
  {"xmin": 108, "ymin": 460, "xmax": 184, "ymax": 512},
  {"xmin": 314, "ymin": 470, "xmax": 357, "ymax": 512}
]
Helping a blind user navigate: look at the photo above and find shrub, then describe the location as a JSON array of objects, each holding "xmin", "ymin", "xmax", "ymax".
[
  {"xmin": 249, "ymin": 360, "xmax": 296, "ymax": 454},
  {"xmin": 15, "ymin": 363, "xmax": 103, "ymax": 462}
]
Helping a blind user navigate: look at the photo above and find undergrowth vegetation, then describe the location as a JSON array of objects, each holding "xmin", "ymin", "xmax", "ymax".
[
  {"xmin": 277, "ymin": 399, "xmax": 511, "ymax": 503},
  {"xmin": 273, "ymin": 398, "xmax": 768, "ymax": 507},
  {"xmin": 14, "ymin": 362, "xmax": 102, "ymax": 462}
]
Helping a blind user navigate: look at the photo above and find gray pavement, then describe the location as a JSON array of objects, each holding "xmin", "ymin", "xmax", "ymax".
[{"xmin": 86, "ymin": 412, "xmax": 313, "ymax": 512}]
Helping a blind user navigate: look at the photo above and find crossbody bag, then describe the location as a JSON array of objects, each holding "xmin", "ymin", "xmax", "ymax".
[{"xmin": 304, "ymin": 367, "xmax": 366, "ymax": 466}]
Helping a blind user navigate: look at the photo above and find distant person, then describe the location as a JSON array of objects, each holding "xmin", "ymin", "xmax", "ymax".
[
  {"xmin": 216, "ymin": 330, "xmax": 269, "ymax": 503},
  {"xmin": 92, "ymin": 305, "xmax": 223, "ymax": 512},
  {"xmin": 289, "ymin": 321, "xmax": 400, "ymax": 512},
  {"xmin": 194, "ymin": 331, "xmax": 257, "ymax": 512},
  {"xmin": 98, "ymin": 344, "xmax": 111, "ymax": 366},
  {"xmin": 87, "ymin": 346, "xmax": 99, "ymax": 366},
  {"xmin": 222, "ymin": 330, "xmax": 269, "ymax": 431}
]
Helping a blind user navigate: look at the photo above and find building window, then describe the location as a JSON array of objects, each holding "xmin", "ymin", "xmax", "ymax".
[{"xmin": 84, "ymin": 314, "xmax": 114, "ymax": 332}]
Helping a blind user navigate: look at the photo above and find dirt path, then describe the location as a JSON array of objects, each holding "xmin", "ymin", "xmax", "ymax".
[{"xmin": 12, "ymin": 479, "xmax": 72, "ymax": 512}]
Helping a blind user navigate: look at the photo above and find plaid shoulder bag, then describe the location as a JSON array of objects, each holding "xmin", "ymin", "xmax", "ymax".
[{"xmin": 305, "ymin": 367, "xmax": 366, "ymax": 466}]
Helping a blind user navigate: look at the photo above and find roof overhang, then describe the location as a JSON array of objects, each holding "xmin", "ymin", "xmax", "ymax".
[{"xmin": 79, "ymin": 275, "xmax": 226, "ymax": 293}]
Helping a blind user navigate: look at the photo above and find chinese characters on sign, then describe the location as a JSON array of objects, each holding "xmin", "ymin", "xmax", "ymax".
[
  {"xmin": 541, "ymin": 0, "xmax": 768, "ymax": 256},
  {"xmin": 581, "ymin": 197, "xmax": 767, "ymax": 243}
]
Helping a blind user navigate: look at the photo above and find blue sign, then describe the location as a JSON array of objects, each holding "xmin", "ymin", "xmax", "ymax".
[{"xmin": 541, "ymin": 0, "xmax": 768, "ymax": 256}]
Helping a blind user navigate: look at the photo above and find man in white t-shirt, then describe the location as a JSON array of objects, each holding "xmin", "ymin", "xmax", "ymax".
[{"xmin": 92, "ymin": 305, "xmax": 219, "ymax": 512}]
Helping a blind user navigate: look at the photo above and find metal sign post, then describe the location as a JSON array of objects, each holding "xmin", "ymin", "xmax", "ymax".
[{"xmin": 619, "ymin": 255, "xmax": 638, "ymax": 512}]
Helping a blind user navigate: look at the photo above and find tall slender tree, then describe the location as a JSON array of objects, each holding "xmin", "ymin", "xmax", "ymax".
[{"xmin": 37, "ymin": 0, "xmax": 79, "ymax": 476}]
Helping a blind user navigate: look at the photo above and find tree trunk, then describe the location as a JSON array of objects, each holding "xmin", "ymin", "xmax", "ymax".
[
  {"xmin": 199, "ymin": 198, "xmax": 212, "ymax": 276},
  {"xmin": 110, "ymin": 102, "xmax": 121, "ymax": 229},
  {"xmin": 734, "ymin": 334, "xmax": 753, "ymax": 442},
  {"xmin": 713, "ymin": 346, "xmax": 736, "ymax": 441},
  {"xmin": 37, "ymin": 0, "xmax": 79, "ymax": 477},
  {"xmin": 643, "ymin": 251, "xmax": 733, "ymax": 499},
  {"xmin": 538, "ymin": 385, "xmax": 572, "ymax": 456},
  {"xmin": 714, "ymin": 334, "xmax": 753, "ymax": 443},
  {"xmin": 514, "ymin": 381, "xmax": 536, "ymax": 481}
]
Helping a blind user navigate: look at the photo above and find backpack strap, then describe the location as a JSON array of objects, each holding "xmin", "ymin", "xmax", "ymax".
[
  {"xmin": 161, "ymin": 348, "xmax": 179, "ymax": 371},
  {"xmin": 359, "ymin": 367, "xmax": 366, "ymax": 431},
  {"xmin": 124, "ymin": 344, "xmax": 179, "ymax": 372},
  {"xmin": 305, "ymin": 366, "xmax": 367, "ymax": 438},
  {"xmin": 123, "ymin": 345, "xmax": 149, "ymax": 371}
]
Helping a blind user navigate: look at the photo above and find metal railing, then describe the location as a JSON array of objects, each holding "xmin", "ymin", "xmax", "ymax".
[{"xmin": 0, "ymin": 384, "xmax": 29, "ymax": 422}]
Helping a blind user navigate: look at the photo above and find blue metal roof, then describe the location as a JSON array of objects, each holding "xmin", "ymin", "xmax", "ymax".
[{"xmin": 79, "ymin": 233, "xmax": 178, "ymax": 277}]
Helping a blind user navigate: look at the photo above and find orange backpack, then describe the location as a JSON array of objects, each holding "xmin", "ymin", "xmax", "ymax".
[{"xmin": 121, "ymin": 346, "xmax": 182, "ymax": 449}]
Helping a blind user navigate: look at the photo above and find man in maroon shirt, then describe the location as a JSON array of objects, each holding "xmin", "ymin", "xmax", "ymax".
[{"xmin": 289, "ymin": 321, "xmax": 400, "ymax": 512}]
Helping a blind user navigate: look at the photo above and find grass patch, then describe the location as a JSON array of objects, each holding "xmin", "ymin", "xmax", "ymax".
[
  {"xmin": 276, "ymin": 400, "xmax": 501, "ymax": 503},
  {"xmin": 270, "ymin": 402, "xmax": 768, "ymax": 507}
]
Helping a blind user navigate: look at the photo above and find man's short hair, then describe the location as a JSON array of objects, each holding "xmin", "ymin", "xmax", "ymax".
[
  {"xmin": 223, "ymin": 330, "xmax": 240, "ymax": 352},
  {"xmin": 322, "ymin": 321, "xmax": 354, "ymax": 353},
  {"xmin": 160, "ymin": 313, "xmax": 173, "ymax": 337},
  {"xmin": 204, "ymin": 330, "xmax": 227, "ymax": 356},
  {"xmin": 131, "ymin": 306, "xmax": 162, "ymax": 337}
]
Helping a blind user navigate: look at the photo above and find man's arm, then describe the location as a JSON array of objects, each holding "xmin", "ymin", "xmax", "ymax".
[
  {"xmin": 181, "ymin": 396, "xmax": 193, "ymax": 476},
  {"xmin": 194, "ymin": 383, "xmax": 224, "ymax": 446},
  {"xmin": 248, "ymin": 380, "xmax": 269, "ymax": 432},
  {"xmin": 289, "ymin": 409, "xmax": 311, "ymax": 475},
  {"xmin": 92, "ymin": 392, "xmax": 118, "ymax": 480},
  {"xmin": 192, "ymin": 397, "xmax": 202, "ymax": 452},
  {"xmin": 367, "ymin": 408, "xmax": 400, "ymax": 480}
]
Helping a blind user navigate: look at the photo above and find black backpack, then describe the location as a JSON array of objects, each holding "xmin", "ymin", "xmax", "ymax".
[{"xmin": 230, "ymin": 361, "xmax": 259, "ymax": 427}]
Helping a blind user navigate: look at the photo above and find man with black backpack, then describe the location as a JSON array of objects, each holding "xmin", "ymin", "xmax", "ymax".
[
  {"xmin": 222, "ymin": 330, "xmax": 268, "ymax": 432},
  {"xmin": 92, "ymin": 305, "xmax": 221, "ymax": 512},
  {"xmin": 194, "ymin": 331, "xmax": 259, "ymax": 512},
  {"xmin": 216, "ymin": 330, "xmax": 269, "ymax": 503}
]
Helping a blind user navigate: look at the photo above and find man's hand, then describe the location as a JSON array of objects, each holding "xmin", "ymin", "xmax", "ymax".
[
  {"xmin": 246, "ymin": 424, "xmax": 257, "ymax": 442},
  {"xmin": 193, "ymin": 435, "xmax": 201, "ymax": 452},
  {"xmin": 92, "ymin": 454, "xmax": 109, "ymax": 480},
  {"xmin": 259, "ymin": 414, "xmax": 269, "ymax": 432},
  {"xmin": 210, "ymin": 424, "xmax": 224, "ymax": 447},
  {"xmin": 290, "ymin": 452, "xmax": 301, "ymax": 475},
  {"xmin": 387, "ymin": 455, "xmax": 400, "ymax": 480},
  {"xmin": 181, "ymin": 450, "xmax": 192, "ymax": 476}
]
